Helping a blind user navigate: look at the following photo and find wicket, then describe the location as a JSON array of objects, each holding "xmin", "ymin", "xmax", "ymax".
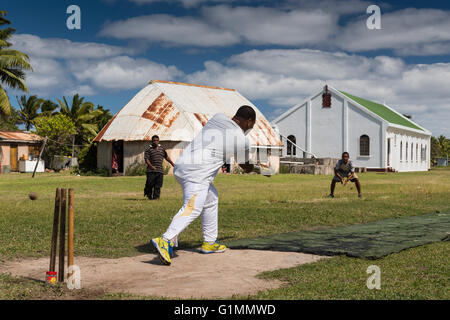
[{"xmin": 48, "ymin": 188, "xmax": 75, "ymax": 283}]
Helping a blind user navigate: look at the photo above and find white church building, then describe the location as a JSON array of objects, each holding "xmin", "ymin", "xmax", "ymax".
[{"xmin": 272, "ymin": 85, "xmax": 431, "ymax": 172}]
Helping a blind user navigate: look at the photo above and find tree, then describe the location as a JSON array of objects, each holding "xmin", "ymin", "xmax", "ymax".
[
  {"xmin": 33, "ymin": 114, "xmax": 76, "ymax": 166},
  {"xmin": 437, "ymin": 135, "xmax": 449, "ymax": 157},
  {"xmin": 431, "ymin": 136, "xmax": 441, "ymax": 163},
  {"xmin": 75, "ymin": 105, "xmax": 112, "ymax": 172},
  {"xmin": 40, "ymin": 99, "xmax": 58, "ymax": 116},
  {"xmin": 57, "ymin": 94, "xmax": 103, "ymax": 146},
  {"xmin": 0, "ymin": 11, "xmax": 32, "ymax": 119},
  {"xmin": 0, "ymin": 106, "xmax": 19, "ymax": 130},
  {"xmin": 16, "ymin": 95, "xmax": 43, "ymax": 131},
  {"xmin": 92, "ymin": 105, "xmax": 112, "ymax": 130},
  {"xmin": 431, "ymin": 135, "xmax": 449, "ymax": 165}
]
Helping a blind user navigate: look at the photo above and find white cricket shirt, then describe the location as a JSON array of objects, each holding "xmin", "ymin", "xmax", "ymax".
[{"xmin": 174, "ymin": 113, "xmax": 250, "ymax": 185}]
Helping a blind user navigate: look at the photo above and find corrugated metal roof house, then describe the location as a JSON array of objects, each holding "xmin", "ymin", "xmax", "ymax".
[
  {"xmin": 94, "ymin": 80, "xmax": 282, "ymax": 175},
  {"xmin": 0, "ymin": 131, "xmax": 43, "ymax": 173}
]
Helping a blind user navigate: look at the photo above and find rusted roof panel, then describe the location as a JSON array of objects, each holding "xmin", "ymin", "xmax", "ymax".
[
  {"xmin": 0, "ymin": 131, "xmax": 43, "ymax": 142},
  {"xmin": 94, "ymin": 80, "xmax": 282, "ymax": 147}
]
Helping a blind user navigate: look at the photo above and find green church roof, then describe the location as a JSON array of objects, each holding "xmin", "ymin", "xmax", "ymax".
[{"xmin": 339, "ymin": 90, "xmax": 424, "ymax": 132}]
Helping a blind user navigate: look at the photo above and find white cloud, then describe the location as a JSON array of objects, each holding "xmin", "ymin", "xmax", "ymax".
[
  {"xmin": 25, "ymin": 57, "xmax": 67, "ymax": 89},
  {"xmin": 9, "ymin": 34, "xmax": 182, "ymax": 97},
  {"xmin": 99, "ymin": 5, "xmax": 450, "ymax": 56},
  {"xmin": 11, "ymin": 34, "xmax": 135, "ymax": 59},
  {"xmin": 336, "ymin": 8, "xmax": 450, "ymax": 56},
  {"xmin": 283, "ymin": 0, "xmax": 376, "ymax": 15},
  {"xmin": 227, "ymin": 49, "xmax": 405, "ymax": 80},
  {"xmin": 64, "ymin": 85, "xmax": 97, "ymax": 97},
  {"xmin": 186, "ymin": 48, "xmax": 450, "ymax": 136},
  {"xmin": 129, "ymin": 0, "xmax": 243, "ymax": 8},
  {"xmin": 99, "ymin": 14, "xmax": 239, "ymax": 47},
  {"xmin": 100, "ymin": 5, "xmax": 337, "ymax": 47},
  {"xmin": 68, "ymin": 56, "xmax": 182, "ymax": 90},
  {"xmin": 203, "ymin": 5, "xmax": 337, "ymax": 46}
]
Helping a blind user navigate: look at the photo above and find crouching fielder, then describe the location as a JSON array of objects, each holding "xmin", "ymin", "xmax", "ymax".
[{"xmin": 152, "ymin": 106, "xmax": 256, "ymax": 265}]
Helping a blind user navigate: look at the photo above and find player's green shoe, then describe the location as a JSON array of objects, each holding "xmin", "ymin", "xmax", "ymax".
[
  {"xmin": 201, "ymin": 241, "xmax": 227, "ymax": 254},
  {"xmin": 151, "ymin": 237, "xmax": 172, "ymax": 265}
]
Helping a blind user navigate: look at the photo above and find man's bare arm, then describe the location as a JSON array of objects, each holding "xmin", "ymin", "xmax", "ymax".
[
  {"xmin": 145, "ymin": 158, "xmax": 157, "ymax": 171},
  {"xmin": 334, "ymin": 168, "xmax": 343, "ymax": 181},
  {"xmin": 165, "ymin": 155, "xmax": 175, "ymax": 167},
  {"xmin": 347, "ymin": 172, "xmax": 354, "ymax": 181}
]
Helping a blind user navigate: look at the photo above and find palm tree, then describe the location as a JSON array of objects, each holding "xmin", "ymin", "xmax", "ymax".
[
  {"xmin": 40, "ymin": 99, "xmax": 58, "ymax": 116},
  {"xmin": 93, "ymin": 105, "xmax": 112, "ymax": 130},
  {"xmin": 57, "ymin": 94, "xmax": 103, "ymax": 149},
  {"xmin": 437, "ymin": 135, "xmax": 449, "ymax": 158},
  {"xmin": 16, "ymin": 95, "xmax": 43, "ymax": 131},
  {"xmin": 0, "ymin": 106, "xmax": 19, "ymax": 130},
  {"xmin": 0, "ymin": 11, "xmax": 32, "ymax": 119}
]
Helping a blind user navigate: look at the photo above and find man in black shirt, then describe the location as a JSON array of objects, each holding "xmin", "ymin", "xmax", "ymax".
[{"xmin": 144, "ymin": 135, "xmax": 174, "ymax": 200}]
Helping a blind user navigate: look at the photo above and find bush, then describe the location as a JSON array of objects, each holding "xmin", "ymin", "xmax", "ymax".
[
  {"xmin": 70, "ymin": 165, "xmax": 108, "ymax": 177},
  {"xmin": 78, "ymin": 143, "xmax": 98, "ymax": 172},
  {"xmin": 163, "ymin": 163, "xmax": 171, "ymax": 175},
  {"xmin": 279, "ymin": 164, "xmax": 291, "ymax": 174},
  {"xmin": 125, "ymin": 161, "xmax": 147, "ymax": 176}
]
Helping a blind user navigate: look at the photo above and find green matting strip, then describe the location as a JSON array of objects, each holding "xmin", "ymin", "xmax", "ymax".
[{"xmin": 226, "ymin": 212, "xmax": 450, "ymax": 259}]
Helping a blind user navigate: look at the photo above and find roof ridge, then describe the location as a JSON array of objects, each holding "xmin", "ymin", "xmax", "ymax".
[{"xmin": 149, "ymin": 80, "xmax": 236, "ymax": 92}]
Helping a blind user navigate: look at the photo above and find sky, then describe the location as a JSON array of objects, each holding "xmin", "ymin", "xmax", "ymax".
[{"xmin": 3, "ymin": 0, "xmax": 450, "ymax": 136}]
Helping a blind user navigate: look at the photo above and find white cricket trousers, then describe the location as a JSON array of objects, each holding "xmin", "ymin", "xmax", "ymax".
[{"xmin": 162, "ymin": 177, "xmax": 219, "ymax": 243}]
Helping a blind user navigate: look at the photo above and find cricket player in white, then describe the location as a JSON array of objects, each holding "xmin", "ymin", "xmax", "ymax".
[{"xmin": 152, "ymin": 105, "xmax": 256, "ymax": 265}]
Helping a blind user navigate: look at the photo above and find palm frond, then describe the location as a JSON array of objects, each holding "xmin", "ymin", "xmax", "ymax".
[
  {"xmin": 81, "ymin": 123, "xmax": 99, "ymax": 139},
  {"xmin": 0, "ymin": 50, "xmax": 33, "ymax": 71},
  {"xmin": 0, "ymin": 85, "xmax": 11, "ymax": 118},
  {"xmin": 0, "ymin": 11, "xmax": 11, "ymax": 26},
  {"xmin": 78, "ymin": 102, "xmax": 95, "ymax": 115},
  {"xmin": 78, "ymin": 109, "xmax": 102, "ymax": 122},
  {"xmin": 0, "ymin": 68, "xmax": 28, "ymax": 92}
]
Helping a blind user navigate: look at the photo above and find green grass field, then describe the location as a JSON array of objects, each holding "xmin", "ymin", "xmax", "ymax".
[{"xmin": 0, "ymin": 168, "xmax": 449, "ymax": 299}]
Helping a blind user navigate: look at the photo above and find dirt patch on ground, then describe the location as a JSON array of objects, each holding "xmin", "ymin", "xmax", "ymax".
[{"xmin": 0, "ymin": 249, "xmax": 324, "ymax": 299}]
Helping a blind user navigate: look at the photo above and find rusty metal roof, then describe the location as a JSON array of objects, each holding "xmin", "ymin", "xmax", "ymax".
[
  {"xmin": 94, "ymin": 80, "xmax": 282, "ymax": 146},
  {"xmin": 0, "ymin": 130, "xmax": 43, "ymax": 143}
]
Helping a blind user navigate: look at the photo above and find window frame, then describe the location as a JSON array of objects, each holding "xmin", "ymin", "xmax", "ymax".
[
  {"xmin": 286, "ymin": 135, "xmax": 296, "ymax": 156},
  {"xmin": 359, "ymin": 134, "xmax": 370, "ymax": 157},
  {"xmin": 400, "ymin": 141, "xmax": 403, "ymax": 162}
]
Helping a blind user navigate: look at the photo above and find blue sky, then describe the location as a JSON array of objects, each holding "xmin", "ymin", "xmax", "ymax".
[{"xmin": 4, "ymin": 0, "xmax": 450, "ymax": 136}]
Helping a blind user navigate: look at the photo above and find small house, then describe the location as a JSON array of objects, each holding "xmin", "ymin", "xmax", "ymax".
[{"xmin": 0, "ymin": 131, "xmax": 44, "ymax": 174}]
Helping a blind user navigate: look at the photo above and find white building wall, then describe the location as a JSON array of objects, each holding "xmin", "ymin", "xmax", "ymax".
[
  {"xmin": 310, "ymin": 92, "xmax": 344, "ymax": 158},
  {"xmin": 273, "ymin": 86, "xmax": 431, "ymax": 172},
  {"xmin": 347, "ymin": 101, "xmax": 383, "ymax": 168},
  {"xmin": 273, "ymin": 102, "xmax": 307, "ymax": 156},
  {"xmin": 387, "ymin": 128, "xmax": 430, "ymax": 172},
  {"xmin": 275, "ymin": 92, "xmax": 384, "ymax": 167}
]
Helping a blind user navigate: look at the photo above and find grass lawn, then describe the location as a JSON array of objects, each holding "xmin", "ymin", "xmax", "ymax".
[{"xmin": 0, "ymin": 168, "xmax": 449, "ymax": 299}]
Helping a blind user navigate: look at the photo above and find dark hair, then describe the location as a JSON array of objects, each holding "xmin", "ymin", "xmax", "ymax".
[
  {"xmin": 151, "ymin": 135, "xmax": 159, "ymax": 140},
  {"xmin": 234, "ymin": 105, "xmax": 256, "ymax": 121},
  {"xmin": 342, "ymin": 152, "xmax": 349, "ymax": 157}
]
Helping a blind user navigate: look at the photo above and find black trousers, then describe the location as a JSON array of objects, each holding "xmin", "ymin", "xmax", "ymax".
[{"xmin": 145, "ymin": 172, "xmax": 164, "ymax": 199}]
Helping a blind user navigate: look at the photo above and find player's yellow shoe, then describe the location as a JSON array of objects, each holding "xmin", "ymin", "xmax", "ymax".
[
  {"xmin": 151, "ymin": 237, "xmax": 172, "ymax": 265},
  {"xmin": 201, "ymin": 241, "xmax": 227, "ymax": 254}
]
